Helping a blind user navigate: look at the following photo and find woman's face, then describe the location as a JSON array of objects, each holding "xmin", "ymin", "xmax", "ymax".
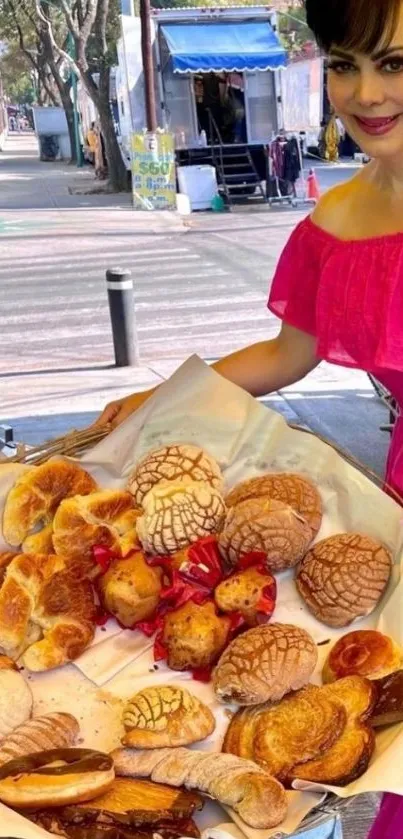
[{"xmin": 327, "ymin": 3, "xmax": 403, "ymax": 161}]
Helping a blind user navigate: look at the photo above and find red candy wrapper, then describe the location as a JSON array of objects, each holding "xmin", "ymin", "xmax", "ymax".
[{"xmin": 93, "ymin": 540, "xmax": 277, "ymax": 680}]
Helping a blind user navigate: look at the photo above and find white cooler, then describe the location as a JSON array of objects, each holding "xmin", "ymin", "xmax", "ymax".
[{"xmin": 177, "ymin": 164, "xmax": 218, "ymax": 211}]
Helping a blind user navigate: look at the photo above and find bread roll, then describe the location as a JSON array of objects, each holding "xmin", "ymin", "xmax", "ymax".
[
  {"xmin": 218, "ymin": 498, "xmax": 313, "ymax": 572},
  {"xmin": 123, "ymin": 686, "xmax": 215, "ymax": 748},
  {"xmin": 163, "ymin": 601, "xmax": 231, "ymax": 671},
  {"xmin": 297, "ymin": 534, "xmax": 392, "ymax": 628},
  {"xmin": 323, "ymin": 630, "xmax": 403, "ymax": 683},
  {"xmin": 99, "ymin": 551, "xmax": 162, "ymax": 628},
  {"xmin": 112, "ymin": 748, "xmax": 288, "ymax": 830},
  {"xmin": 128, "ymin": 444, "xmax": 223, "ymax": 507},
  {"xmin": 0, "ymin": 655, "xmax": 17, "ymax": 671},
  {"xmin": 0, "ymin": 713, "xmax": 79, "ymax": 765},
  {"xmin": 3, "ymin": 459, "xmax": 97, "ymax": 549},
  {"xmin": 214, "ymin": 567, "xmax": 276, "ymax": 626},
  {"xmin": 226, "ymin": 473, "xmax": 323, "ymax": 536},
  {"xmin": 137, "ymin": 481, "xmax": 226, "ymax": 556},
  {"xmin": 0, "ymin": 670, "xmax": 33, "ymax": 741},
  {"xmin": 213, "ymin": 623, "xmax": 318, "ymax": 705},
  {"xmin": 52, "ymin": 491, "xmax": 141, "ymax": 575}
]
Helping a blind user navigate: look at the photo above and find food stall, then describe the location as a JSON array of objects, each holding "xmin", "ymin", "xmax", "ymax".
[{"xmin": 0, "ymin": 356, "xmax": 402, "ymax": 839}]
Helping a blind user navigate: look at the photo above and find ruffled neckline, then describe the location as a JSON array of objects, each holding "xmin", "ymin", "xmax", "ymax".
[{"xmin": 305, "ymin": 214, "xmax": 403, "ymax": 247}]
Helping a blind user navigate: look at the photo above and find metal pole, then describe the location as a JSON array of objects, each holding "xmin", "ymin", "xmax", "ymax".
[
  {"xmin": 140, "ymin": 0, "xmax": 157, "ymax": 132},
  {"xmin": 106, "ymin": 269, "xmax": 139, "ymax": 366}
]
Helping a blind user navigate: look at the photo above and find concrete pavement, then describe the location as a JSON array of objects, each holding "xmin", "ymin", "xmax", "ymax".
[{"xmin": 0, "ymin": 134, "xmax": 391, "ymax": 480}]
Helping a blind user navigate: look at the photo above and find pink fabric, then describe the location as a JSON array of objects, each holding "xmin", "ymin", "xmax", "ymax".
[
  {"xmin": 268, "ymin": 216, "xmax": 403, "ymax": 498},
  {"xmin": 367, "ymin": 794, "xmax": 403, "ymax": 838}
]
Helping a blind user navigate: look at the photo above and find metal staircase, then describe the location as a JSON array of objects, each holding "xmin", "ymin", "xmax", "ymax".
[{"xmin": 207, "ymin": 109, "xmax": 266, "ymax": 208}]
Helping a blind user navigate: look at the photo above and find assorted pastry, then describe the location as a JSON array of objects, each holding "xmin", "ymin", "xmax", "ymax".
[{"xmin": 0, "ymin": 441, "xmax": 401, "ymax": 836}]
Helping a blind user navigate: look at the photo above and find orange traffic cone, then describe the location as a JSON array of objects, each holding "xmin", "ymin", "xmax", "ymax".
[{"xmin": 307, "ymin": 168, "xmax": 320, "ymax": 202}]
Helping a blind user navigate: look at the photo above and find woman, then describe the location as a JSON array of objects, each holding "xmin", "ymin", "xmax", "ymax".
[{"xmin": 96, "ymin": 1, "xmax": 402, "ymax": 832}]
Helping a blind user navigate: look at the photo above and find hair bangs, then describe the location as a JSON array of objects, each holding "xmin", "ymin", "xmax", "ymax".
[{"xmin": 305, "ymin": 0, "xmax": 401, "ymax": 55}]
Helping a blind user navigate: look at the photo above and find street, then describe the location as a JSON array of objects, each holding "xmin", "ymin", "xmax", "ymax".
[{"xmin": 0, "ymin": 135, "xmax": 390, "ymax": 478}]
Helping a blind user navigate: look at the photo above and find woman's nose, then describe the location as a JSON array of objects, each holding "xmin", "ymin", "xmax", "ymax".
[{"xmin": 354, "ymin": 71, "xmax": 386, "ymax": 108}]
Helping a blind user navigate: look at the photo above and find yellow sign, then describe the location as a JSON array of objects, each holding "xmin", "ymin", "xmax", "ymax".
[{"xmin": 131, "ymin": 132, "xmax": 176, "ymax": 210}]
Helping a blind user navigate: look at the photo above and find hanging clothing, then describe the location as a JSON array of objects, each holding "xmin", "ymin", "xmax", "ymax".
[{"xmin": 283, "ymin": 137, "xmax": 301, "ymax": 184}]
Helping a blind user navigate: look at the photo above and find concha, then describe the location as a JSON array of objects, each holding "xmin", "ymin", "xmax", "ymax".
[
  {"xmin": 128, "ymin": 444, "xmax": 223, "ymax": 507},
  {"xmin": 137, "ymin": 480, "xmax": 226, "ymax": 555},
  {"xmin": 218, "ymin": 497, "xmax": 313, "ymax": 571},
  {"xmin": 226, "ymin": 473, "xmax": 323, "ymax": 536},
  {"xmin": 296, "ymin": 533, "xmax": 392, "ymax": 628},
  {"xmin": 213, "ymin": 623, "xmax": 318, "ymax": 705}
]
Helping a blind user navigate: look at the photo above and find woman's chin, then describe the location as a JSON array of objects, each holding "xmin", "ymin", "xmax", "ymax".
[{"xmin": 343, "ymin": 118, "xmax": 403, "ymax": 161}]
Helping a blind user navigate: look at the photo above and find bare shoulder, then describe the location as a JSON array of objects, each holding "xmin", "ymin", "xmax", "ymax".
[{"xmin": 311, "ymin": 168, "xmax": 371, "ymax": 236}]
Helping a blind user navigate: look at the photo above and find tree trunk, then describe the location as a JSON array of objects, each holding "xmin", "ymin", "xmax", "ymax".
[
  {"xmin": 60, "ymin": 86, "xmax": 77, "ymax": 163},
  {"xmin": 97, "ymin": 64, "xmax": 128, "ymax": 191}
]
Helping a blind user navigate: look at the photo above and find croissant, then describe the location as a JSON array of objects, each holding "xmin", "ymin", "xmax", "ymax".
[{"xmin": 111, "ymin": 747, "xmax": 287, "ymax": 830}]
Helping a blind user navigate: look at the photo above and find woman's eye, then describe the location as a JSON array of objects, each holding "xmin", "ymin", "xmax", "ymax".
[
  {"xmin": 381, "ymin": 57, "xmax": 403, "ymax": 73},
  {"xmin": 327, "ymin": 61, "xmax": 356, "ymax": 74}
]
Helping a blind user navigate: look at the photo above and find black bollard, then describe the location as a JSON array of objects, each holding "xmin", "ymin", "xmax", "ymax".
[{"xmin": 106, "ymin": 268, "xmax": 139, "ymax": 367}]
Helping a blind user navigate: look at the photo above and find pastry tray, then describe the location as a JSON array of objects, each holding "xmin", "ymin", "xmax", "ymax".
[{"xmin": 0, "ymin": 355, "xmax": 401, "ymax": 839}]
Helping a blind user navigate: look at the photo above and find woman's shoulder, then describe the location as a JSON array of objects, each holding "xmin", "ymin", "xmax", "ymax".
[{"xmin": 310, "ymin": 170, "xmax": 368, "ymax": 240}]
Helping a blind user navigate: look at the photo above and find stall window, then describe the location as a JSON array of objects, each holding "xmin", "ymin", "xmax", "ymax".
[{"xmin": 245, "ymin": 71, "xmax": 277, "ymax": 144}]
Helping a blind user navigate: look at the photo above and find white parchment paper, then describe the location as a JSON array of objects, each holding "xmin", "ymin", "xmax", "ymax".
[{"xmin": 1, "ymin": 356, "xmax": 402, "ymax": 839}]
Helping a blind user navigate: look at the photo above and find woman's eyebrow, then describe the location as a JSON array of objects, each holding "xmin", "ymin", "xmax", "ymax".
[
  {"xmin": 328, "ymin": 48, "xmax": 354, "ymax": 60},
  {"xmin": 372, "ymin": 44, "xmax": 403, "ymax": 60}
]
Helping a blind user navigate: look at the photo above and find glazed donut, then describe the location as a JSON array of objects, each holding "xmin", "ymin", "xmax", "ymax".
[{"xmin": 0, "ymin": 748, "xmax": 114, "ymax": 808}]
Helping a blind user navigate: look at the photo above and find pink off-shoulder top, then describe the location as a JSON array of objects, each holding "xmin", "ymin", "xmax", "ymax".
[{"xmin": 267, "ymin": 215, "xmax": 403, "ymax": 497}]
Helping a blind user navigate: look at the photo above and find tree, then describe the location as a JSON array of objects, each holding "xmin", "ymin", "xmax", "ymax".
[
  {"xmin": 0, "ymin": 0, "xmax": 78, "ymax": 159},
  {"xmin": 37, "ymin": 0, "xmax": 127, "ymax": 190}
]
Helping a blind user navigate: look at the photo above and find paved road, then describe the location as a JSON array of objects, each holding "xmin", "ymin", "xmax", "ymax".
[{"xmin": 0, "ymin": 136, "xmax": 391, "ymax": 479}]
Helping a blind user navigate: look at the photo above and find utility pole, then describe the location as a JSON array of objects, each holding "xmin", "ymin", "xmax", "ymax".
[{"xmin": 140, "ymin": 0, "xmax": 157, "ymax": 132}]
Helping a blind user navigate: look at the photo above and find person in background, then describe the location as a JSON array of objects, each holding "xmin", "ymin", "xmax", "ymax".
[{"xmin": 86, "ymin": 121, "xmax": 97, "ymax": 164}]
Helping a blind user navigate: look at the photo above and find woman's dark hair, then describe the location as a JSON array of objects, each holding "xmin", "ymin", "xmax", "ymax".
[{"xmin": 305, "ymin": 0, "xmax": 401, "ymax": 54}]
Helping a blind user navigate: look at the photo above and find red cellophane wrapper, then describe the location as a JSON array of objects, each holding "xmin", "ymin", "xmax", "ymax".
[{"xmin": 92, "ymin": 538, "xmax": 277, "ymax": 679}]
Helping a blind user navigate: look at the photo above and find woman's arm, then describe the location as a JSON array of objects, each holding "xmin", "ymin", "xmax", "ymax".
[{"xmin": 94, "ymin": 323, "xmax": 319, "ymax": 428}]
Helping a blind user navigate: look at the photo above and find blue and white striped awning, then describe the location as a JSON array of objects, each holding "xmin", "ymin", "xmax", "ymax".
[{"xmin": 161, "ymin": 21, "xmax": 287, "ymax": 74}]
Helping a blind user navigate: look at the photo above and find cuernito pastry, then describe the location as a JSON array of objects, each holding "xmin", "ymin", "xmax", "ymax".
[
  {"xmin": 226, "ymin": 473, "xmax": 323, "ymax": 536},
  {"xmin": 122, "ymin": 686, "xmax": 215, "ymax": 748},
  {"xmin": 218, "ymin": 498, "xmax": 312, "ymax": 571},
  {"xmin": 323, "ymin": 630, "xmax": 403, "ymax": 683},
  {"xmin": 52, "ymin": 490, "xmax": 141, "ymax": 575},
  {"xmin": 2, "ymin": 460, "xmax": 97, "ymax": 550},
  {"xmin": 128, "ymin": 444, "xmax": 223, "ymax": 507},
  {"xmin": 296, "ymin": 533, "xmax": 392, "ymax": 628},
  {"xmin": 213, "ymin": 623, "xmax": 318, "ymax": 705},
  {"xmin": 0, "ymin": 553, "xmax": 96, "ymax": 671},
  {"xmin": 137, "ymin": 481, "xmax": 226, "ymax": 555},
  {"xmin": 163, "ymin": 601, "xmax": 231, "ymax": 671}
]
